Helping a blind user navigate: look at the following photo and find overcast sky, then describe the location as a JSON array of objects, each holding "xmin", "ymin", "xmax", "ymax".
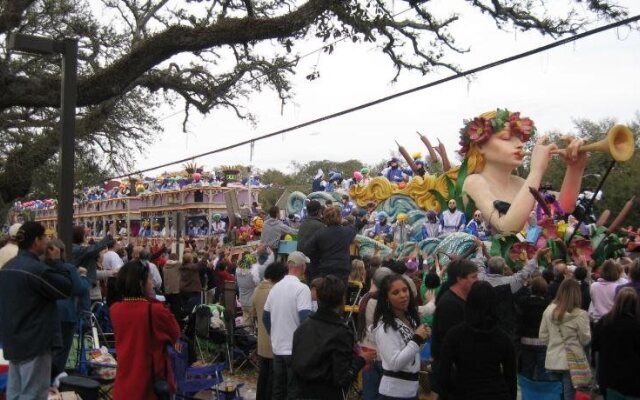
[{"xmin": 131, "ymin": 0, "xmax": 640, "ymax": 177}]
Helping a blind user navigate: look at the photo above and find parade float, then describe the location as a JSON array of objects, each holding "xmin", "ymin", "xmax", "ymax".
[
  {"xmin": 13, "ymin": 163, "xmax": 262, "ymax": 240},
  {"xmin": 286, "ymin": 109, "xmax": 637, "ymax": 268}
]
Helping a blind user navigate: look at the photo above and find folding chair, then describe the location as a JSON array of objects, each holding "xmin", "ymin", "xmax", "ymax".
[
  {"xmin": 344, "ymin": 280, "xmax": 364, "ymax": 335},
  {"xmin": 223, "ymin": 306, "xmax": 258, "ymax": 373},
  {"xmin": 518, "ymin": 374, "xmax": 563, "ymax": 400},
  {"xmin": 73, "ymin": 312, "xmax": 116, "ymax": 399},
  {"xmin": 192, "ymin": 304, "xmax": 228, "ymax": 365},
  {"xmin": 83, "ymin": 302, "xmax": 117, "ymax": 352},
  {"xmin": 169, "ymin": 339, "xmax": 245, "ymax": 399}
]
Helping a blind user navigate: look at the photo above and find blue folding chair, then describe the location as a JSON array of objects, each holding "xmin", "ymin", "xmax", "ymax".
[
  {"xmin": 169, "ymin": 338, "xmax": 243, "ymax": 399},
  {"xmin": 518, "ymin": 374, "xmax": 563, "ymax": 400}
]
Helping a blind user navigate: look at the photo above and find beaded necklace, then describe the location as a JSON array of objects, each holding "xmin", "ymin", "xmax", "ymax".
[{"xmin": 123, "ymin": 297, "xmax": 148, "ymax": 302}]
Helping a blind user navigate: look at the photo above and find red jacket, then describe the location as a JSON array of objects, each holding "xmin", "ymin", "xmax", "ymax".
[{"xmin": 111, "ymin": 299, "xmax": 180, "ymax": 399}]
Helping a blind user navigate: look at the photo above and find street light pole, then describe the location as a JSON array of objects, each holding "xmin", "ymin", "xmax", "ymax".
[
  {"xmin": 7, "ymin": 33, "xmax": 77, "ymax": 255},
  {"xmin": 59, "ymin": 39, "xmax": 78, "ymax": 256}
]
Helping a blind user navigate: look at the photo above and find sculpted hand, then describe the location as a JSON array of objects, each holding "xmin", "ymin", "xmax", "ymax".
[
  {"xmin": 529, "ymin": 135, "xmax": 557, "ymax": 176},
  {"xmin": 556, "ymin": 135, "xmax": 588, "ymax": 167}
]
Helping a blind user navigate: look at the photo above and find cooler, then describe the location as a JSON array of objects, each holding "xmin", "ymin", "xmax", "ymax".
[
  {"xmin": 0, "ymin": 362, "xmax": 8, "ymax": 399},
  {"xmin": 277, "ymin": 240, "xmax": 298, "ymax": 254},
  {"xmin": 0, "ymin": 347, "xmax": 8, "ymax": 399}
]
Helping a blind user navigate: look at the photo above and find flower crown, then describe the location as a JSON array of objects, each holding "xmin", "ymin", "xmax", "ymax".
[{"xmin": 458, "ymin": 108, "xmax": 536, "ymax": 155}]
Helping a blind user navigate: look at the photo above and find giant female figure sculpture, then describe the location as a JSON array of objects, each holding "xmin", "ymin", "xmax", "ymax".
[{"xmin": 460, "ymin": 109, "xmax": 586, "ymax": 233}]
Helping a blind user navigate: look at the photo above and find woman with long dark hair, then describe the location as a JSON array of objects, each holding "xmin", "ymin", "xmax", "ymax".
[
  {"xmin": 439, "ymin": 281, "xmax": 516, "ymax": 400},
  {"xmin": 111, "ymin": 260, "xmax": 180, "ymax": 399},
  {"xmin": 372, "ymin": 274, "xmax": 429, "ymax": 400},
  {"xmin": 592, "ymin": 287, "xmax": 640, "ymax": 398}
]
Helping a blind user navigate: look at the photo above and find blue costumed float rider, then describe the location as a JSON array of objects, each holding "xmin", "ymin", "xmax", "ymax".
[
  {"xmin": 382, "ymin": 157, "xmax": 412, "ymax": 183},
  {"xmin": 438, "ymin": 199, "xmax": 466, "ymax": 236}
]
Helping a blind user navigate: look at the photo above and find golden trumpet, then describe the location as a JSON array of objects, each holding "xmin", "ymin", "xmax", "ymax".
[{"xmin": 550, "ymin": 124, "xmax": 635, "ymax": 162}]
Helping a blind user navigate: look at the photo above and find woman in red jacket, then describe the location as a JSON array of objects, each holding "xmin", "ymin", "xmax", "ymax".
[{"xmin": 111, "ymin": 260, "xmax": 180, "ymax": 399}]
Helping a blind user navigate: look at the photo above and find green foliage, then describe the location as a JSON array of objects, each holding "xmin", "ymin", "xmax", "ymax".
[
  {"xmin": 288, "ymin": 160, "xmax": 365, "ymax": 186},
  {"xmin": 261, "ymin": 169, "xmax": 293, "ymax": 186}
]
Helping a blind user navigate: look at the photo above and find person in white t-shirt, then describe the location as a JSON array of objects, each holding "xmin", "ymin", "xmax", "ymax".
[
  {"xmin": 0, "ymin": 223, "xmax": 22, "ymax": 269},
  {"xmin": 263, "ymin": 251, "xmax": 312, "ymax": 400},
  {"xmin": 101, "ymin": 241, "xmax": 124, "ymax": 273}
]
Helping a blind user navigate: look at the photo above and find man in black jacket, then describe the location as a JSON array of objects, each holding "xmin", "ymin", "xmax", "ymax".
[
  {"xmin": 431, "ymin": 259, "xmax": 478, "ymax": 399},
  {"xmin": 0, "ymin": 221, "xmax": 73, "ymax": 399},
  {"xmin": 297, "ymin": 200, "xmax": 325, "ymax": 281},
  {"xmin": 291, "ymin": 275, "xmax": 376, "ymax": 399}
]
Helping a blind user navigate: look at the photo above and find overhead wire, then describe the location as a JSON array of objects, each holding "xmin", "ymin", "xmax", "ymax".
[{"xmin": 108, "ymin": 13, "xmax": 640, "ymax": 180}]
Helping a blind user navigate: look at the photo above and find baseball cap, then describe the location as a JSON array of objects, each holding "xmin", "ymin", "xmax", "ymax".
[
  {"xmin": 9, "ymin": 223, "xmax": 23, "ymax": 238},
  {"xmin": 287, "ymin": 251, "xmax": 310, "ymax": 266}
]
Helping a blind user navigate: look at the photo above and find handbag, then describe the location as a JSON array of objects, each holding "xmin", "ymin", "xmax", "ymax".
[
  {"xmin": 148, "ymin": 303, "xmax": 171, "ymax": 400},
  {"xmin": 557, "ymin": 324, "xmax": 592, "ymax": 388},
  {"xmin": 575, "ymin": 388, "xmax": 592, "ymax": 400}
]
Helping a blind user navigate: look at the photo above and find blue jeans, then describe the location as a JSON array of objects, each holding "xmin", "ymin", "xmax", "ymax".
[
  {"xmin": 7, "ymin": 351, "xmax": 52, "ymax": 400},
  {"xmin": 362, "ymin": 360, "xmax": 383, "ymax": 400},
  {"xmin": 519, "ymin": 344, "xmax": 557, "ymax": 381},
  {"xmin": 547, "ymin": 370, "xmax": 574, "ymax": 400}
]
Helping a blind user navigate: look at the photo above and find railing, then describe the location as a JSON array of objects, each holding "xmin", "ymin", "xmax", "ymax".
[{"xmin": 33, "ymin": 186, "xmax": 261, "ymax": 221}]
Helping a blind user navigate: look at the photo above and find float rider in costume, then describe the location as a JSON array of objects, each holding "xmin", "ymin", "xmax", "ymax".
[
  {"xmin": 382, "ymin": 157, "xmax": 411, "ymax": 183},
  {"xmin": 311, "ymin": 169, "xmax": 325, "ymax": 192},
  {"xmin": 439, "ymin": 199, "xmax": 466, "ymax": 236},
  {"xmin": 393, "ymin": 213, "xmax": 411, "ymax": 245},
  {"xmin": 211, "ymin": 213, "xmax": 227, "ymax": 244},
  {"xmin": 370, "ymin": 212, "xmax": 393, "ymax": 243},
  {"xmin": 340, "ymin": 195, "xmax": 357, "ymax": 218},
  {"xmin": 421, "ymin": 210, "xmax": 439, "ymax": 240},
  {"xmin": 360, "ymin": 167, "xmax": 372, "ymax": 186},
  {"xmin": 465, "ymin": 210, "xmax": 489, "ymax": 240},
  {"xmin": 325, "ymin": 171, "xmax": 343, "ymax": 193}
]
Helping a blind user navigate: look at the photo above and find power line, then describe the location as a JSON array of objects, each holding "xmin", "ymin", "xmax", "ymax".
[{"xmin": 109, "ymin": 14, "xmax": 640, "ymax": 180}]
